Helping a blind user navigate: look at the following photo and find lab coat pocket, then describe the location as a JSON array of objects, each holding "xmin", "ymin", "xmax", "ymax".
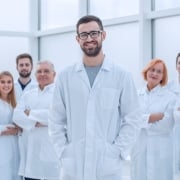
[
  {"xmin": 60, "ymin": 143, "xmax": 76, "ymax": 177},
  {"xmin": 97, "ymin": 143, "xmax": 121, "ymax": 177},
  {"xmin": 100, "ymin": 88, "xmax": 119, "ymax": 109}
]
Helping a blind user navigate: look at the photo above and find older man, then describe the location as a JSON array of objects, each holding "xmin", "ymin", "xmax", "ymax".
[{"xmin": 13, "ymin": 61, "xmax": 59, "ymax": 180}]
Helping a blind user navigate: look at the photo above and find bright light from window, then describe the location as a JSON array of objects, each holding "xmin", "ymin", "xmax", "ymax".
[
  {"xmin": 41, "ymin": 0, "xmax": 79, "ymax": 30},
  {"xmin": 89, "ymin": 0, "xmax": 139, "ymax": 19}
]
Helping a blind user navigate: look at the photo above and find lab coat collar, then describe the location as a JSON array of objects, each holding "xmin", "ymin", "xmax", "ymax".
[
  {"xmin": 139, "ymin": 84, "xmax": 164, "ymax": 96},
  {"xmin": 75, "ymin": 56, "xmax": 112, "ymax": 72},
  {"xmin": 38, "ymin": 83, "xmax": 55, "ymax": 92}
]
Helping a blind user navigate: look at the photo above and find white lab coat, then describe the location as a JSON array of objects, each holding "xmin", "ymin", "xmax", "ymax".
[
  {"xmin": 131, "ymin": 85, "xmax": 175, "ymax": 180},
  {"xmin": 174, "ymin": 96, "xmax": 180, "ymax": 125},
  {"xmin": 48, "ymin": 58, "xmax": 141, "ymax": 180},
  {"xmin": 14, "ymin": 78, "xmax": 37, "ymax": 179},
  {"xmin": 14, "ymin": 79, "xmax": 37, "ymax": 102},
  {"xmin": 0, "ymin": 99, "xmax": 21, "ymax": 180},
  {"xmin": 167, "ymin": 78, "xmax": 180, "ymax": 173},
  {"xmin": 13, "ymin": 84, "xmax": 59, "ymax": 180}
]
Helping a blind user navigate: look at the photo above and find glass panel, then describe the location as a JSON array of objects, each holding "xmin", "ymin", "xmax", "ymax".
[
  {"xmin": 154, "ymin": 0, "xmax": 180, "ymax": 11},
  {"xmin": 0, "ymin": 0, "xmax": 30, "ymax": 31},
  {"xmin": 40, "ymin": 32, "xmax": 81, "ymax": 73},
  {"xmin": 103, "ymin": 23, "xmax": 140, "ymax": 87},
  {"xmin": 89, "ymin": 0, "xmax": 139, "ymax": 19},
  {"xmin": 41, "ymin": 0, "xmax": 79, "ymax": 30},
  {"xmin": 0, "ymin": 37, "xmax": 30, "ymax": 79},
  {"xmin": 153, "ymin": 16, "xmax": 180, "ymax": 81}
]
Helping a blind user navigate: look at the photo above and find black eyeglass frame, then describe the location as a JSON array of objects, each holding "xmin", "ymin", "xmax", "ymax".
[{"xmin": 78, "ymin": 30, "xmax": 103, "ymax": 40}]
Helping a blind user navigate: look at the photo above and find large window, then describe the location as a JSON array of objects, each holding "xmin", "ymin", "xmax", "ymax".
[
  {"xmin": 154, "ymin": 0, "xmax": 180, "ymax": 11},
  {"xmin": 0, "ymin": 0, "xmax": 30, "ymax": 31},
  {"xmin": 0, "ymin": 37, "xmax": 30, "ymax": 77},
  {"xmin": 153, "ymin": 16, "xmax": 180, "ymax": 80},
  {"xmin": 0, "ymin": 0, "xmax": 180, "ymax": 87},
  {"xmin": 41, "ymin": 0, "xmax": 79, "ymax": 30},
  {"xmin": 89, "ymin": 0, "xmax": 139, "ymax": 19}
]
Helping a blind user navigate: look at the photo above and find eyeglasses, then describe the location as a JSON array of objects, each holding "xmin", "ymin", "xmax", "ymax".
[{"xmin": 78, "ymin": 30, "xmax": 102, "ymax": 40}]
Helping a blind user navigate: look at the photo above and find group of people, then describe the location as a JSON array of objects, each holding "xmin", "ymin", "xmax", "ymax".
[
  {"xmin": 0, "ymin": 54, "xmax": 60, "ymax": 180},
  {"xmin": 0, "ymin": 15, "xmax": 180, "ymax": 180}
]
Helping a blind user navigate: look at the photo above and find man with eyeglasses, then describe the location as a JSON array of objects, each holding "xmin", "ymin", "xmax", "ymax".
[{"xmin": 49, "ymin": 15, "xmax": 141, "ymax": 180}]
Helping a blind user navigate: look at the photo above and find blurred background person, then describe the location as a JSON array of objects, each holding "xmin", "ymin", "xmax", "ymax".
[
  {"xmin": 14, "ymin": 53, "xmax": 37, "ymax": 101},
  {"xmin": 174, "ymin": 90, "xmax": 180, "ymax": 175},
  {"xmin": 14, "ymin": 53, "xmax": 37, "ymax": 180},
  {"xmin": 131, "ymin": 59, "xmax": 176, "ymax": 180},
  {"xmin": 167, "ymin": 52, "xmax": 180, "ymax": 174},
  {"xmin": 13, "ymin": 61, "xmax": 59, "ymax": 180},
  {"xmin": 0, "ymin": 71, "xmax": 21, "ymax": 180}
]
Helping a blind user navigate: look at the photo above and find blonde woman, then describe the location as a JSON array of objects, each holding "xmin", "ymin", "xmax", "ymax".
[
  {"xmin": 131, "ymin": 59, "xmax": 176, "ymax": 180},
  {"xmin": 0, "ymin": 71, "xmax": 21, "ymax": 180}
]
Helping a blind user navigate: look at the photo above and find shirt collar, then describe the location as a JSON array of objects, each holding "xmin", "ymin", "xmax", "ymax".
[
  {"xmin": 145, "ymin": 84, "xmax": 163, "ymax": 95},
  {"xmin": 38, "ymin": 83, "xmax": 55, "ymax": 92},
  {"xmin": 139, "ymin": 84, "xmax": 163, "ymax": 96},
  {"xmin": 75, "ymin": 56, "xmax": 112, "ymax": 72}
]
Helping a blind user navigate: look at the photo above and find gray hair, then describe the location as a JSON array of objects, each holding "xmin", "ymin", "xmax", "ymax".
[{"xmin": 36, "ymin": 60, "xmax": 55, "ymax": 72}]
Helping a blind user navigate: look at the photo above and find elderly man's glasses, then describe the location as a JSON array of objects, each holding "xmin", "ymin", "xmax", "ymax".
[{"xmin": 78, "ymin": 30, "xmax": 102, "ymax": 40}]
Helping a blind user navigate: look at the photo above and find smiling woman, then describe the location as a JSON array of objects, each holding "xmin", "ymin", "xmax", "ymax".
[
  {"xmin": 142, "ymin": 59, "xmax": 168, "ymax": 90},
  {"xmin": 0, "ymin": 71, "xmax": 21, "ymax": 180},
  {"xmin": 131, "ymin": 59, "xmax": 176, "ymax": 180}
]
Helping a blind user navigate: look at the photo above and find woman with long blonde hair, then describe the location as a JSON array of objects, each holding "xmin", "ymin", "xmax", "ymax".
[{"xmin": 0, "ymin": 71, "xmax": 21, "ymax": 180}]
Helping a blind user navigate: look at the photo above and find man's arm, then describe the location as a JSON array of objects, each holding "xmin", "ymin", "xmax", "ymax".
[
  {"xmin": 113, "ymin": 72, "xmax": 142, "ymax": 160},
  {"xmin": 48, "ymin": 75, "xmax": 68, "ymax": 159},
  {"xmin": 13, "ymin": 94, "xmax": 36, "ymax": 130}
]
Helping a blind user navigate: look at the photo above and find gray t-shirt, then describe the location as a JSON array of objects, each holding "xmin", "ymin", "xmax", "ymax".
[{"xmin": 84, "ymin": 64, "xmax": 102, "ymax": 87}]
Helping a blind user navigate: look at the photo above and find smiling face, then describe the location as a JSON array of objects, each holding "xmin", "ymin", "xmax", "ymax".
[
  {"xmin": 35, "ymin": 62, "xmax": 55, "ymax": 90},
  {"xmin": 76, "ymin": 21, "xmax": 106, "ymax": 57},
  {"xmin": 0, "ymin": 74, "xmax": 13, "ymax": 99},
  {"xmin": 16, "ymin": 58, "xmax": 33, "ymax": 78},
  {"xmin": 146, "ymin": 62, "xmax": 164, "ymax": 90}
]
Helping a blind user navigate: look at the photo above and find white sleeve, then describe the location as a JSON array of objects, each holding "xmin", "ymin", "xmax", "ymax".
[
  {"xmin": 48, "ymin": 75, "xmax": 68, "ymax": 159},
  {"xmin": 174, "ymin": 100, "xmax": 180, "ymax": 125},
  {"xmin": 13, "ymin": 94, "xmax": 36, "ymax": 130},
  {"xmin": 113, "ymin": 72, "xmax": 142, "ymax": 160},
  {"xmin": 28, "ymin": 109, "xmax": 49, "ymax": 125}
]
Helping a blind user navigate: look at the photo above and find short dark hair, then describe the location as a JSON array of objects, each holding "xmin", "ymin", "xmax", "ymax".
[
  {"xmin": 176, "ymin": 52, "xmax": 180, "ymax": 66},
  {"xmin": 16, "ymin": 53, "xmax": 33, "ymax": 66},
  {"xmin": 76, "ymin": 15, "xmax": 104, "ymax": 34}
]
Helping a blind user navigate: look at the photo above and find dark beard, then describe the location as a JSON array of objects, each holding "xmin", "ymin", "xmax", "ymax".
[
  {"xmin": 82, "ymin": 45, "xmax": 102, "ymax": 57},
  {"xmin": 19, "ymin": 72, "xmax": 31, "ymax": 78}
]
